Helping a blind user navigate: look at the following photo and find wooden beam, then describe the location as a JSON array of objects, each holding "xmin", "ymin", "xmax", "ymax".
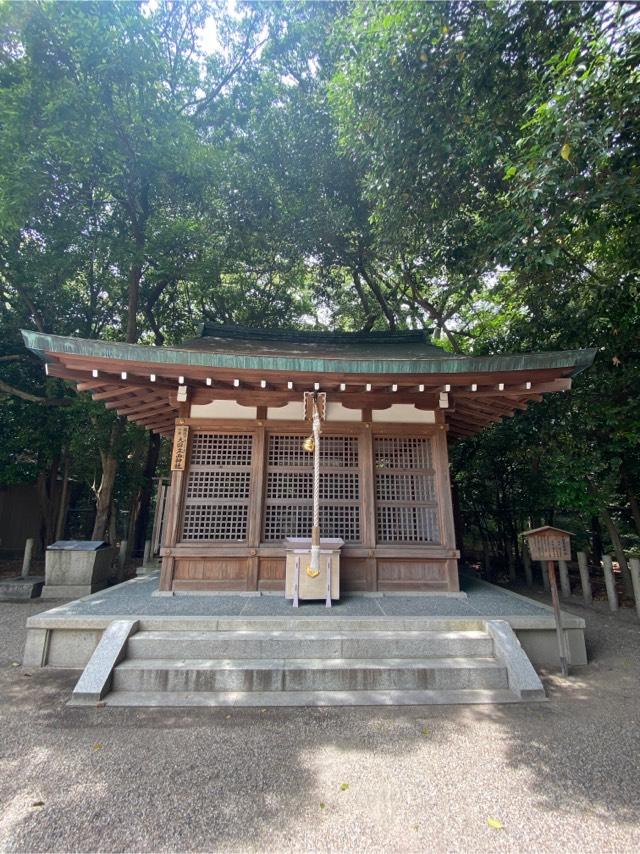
[
  {"xmin": 76, "ymin": 380, "xmax": 115, "ymax": 392},
  {"xmin": 92, "ymin": 386, "xmax": 146, "ymax": 402},
  {"xmin": 117, "ymin": 402, "xmax": 172, "ymax": 419}
]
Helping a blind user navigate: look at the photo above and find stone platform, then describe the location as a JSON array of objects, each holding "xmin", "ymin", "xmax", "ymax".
[
  {"xmin": 23, "ymin": 572, "xmax": 587, "ymax": 674},
  {"xmin": 0, "ymin": 576, "xmax": 44, "ymax": 601}
]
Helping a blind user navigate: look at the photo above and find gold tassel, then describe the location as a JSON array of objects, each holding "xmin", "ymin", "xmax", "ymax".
[{"xmin": 302, "ymin": 435, "xmax": 315, "ymax": 453}]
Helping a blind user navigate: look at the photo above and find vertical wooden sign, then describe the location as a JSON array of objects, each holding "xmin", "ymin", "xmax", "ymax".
[{"xmin": 171, "ymin": 425, "xmax": 189, "ymax": 471}]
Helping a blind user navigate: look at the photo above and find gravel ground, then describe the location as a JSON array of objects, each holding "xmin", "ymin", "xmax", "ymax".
[{"xmin": 0, "ymin": 597, "xmax": 639, "ymax": 853}]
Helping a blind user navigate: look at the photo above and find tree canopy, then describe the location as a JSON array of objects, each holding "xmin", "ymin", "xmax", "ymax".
[{"xmin": 0, "ymin": 0, "xmax": 638, "ymax": 574}]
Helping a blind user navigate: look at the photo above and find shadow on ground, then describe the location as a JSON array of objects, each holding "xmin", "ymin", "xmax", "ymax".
[{"xmin": 1, "ymin": 599, "xmax": 639, "ymax": 853}]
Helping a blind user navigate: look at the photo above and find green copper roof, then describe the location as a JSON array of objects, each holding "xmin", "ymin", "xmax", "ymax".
[
  {"xmin": 180, "ymin": 324, "xmax": 446, "ymax": 359},
  {"xmin": 21, "ymin": 329, "xmax": 597, "ymax": 377}
]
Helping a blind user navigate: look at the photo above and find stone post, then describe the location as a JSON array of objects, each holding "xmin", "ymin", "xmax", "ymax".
[
  {"xmin": 143, "ymin": 539, "xmax": 152, "ymax": 566},
  {"xmin": 118, "ymin": 539, "xmax": 128, "ymax": 577},
  {"xmin": 558, "ymin": 559, "xmax": 571, "ymax": 598},
  {"xmin": 541, "ymin": 561, "xmax": 550, "ymax": 592},
  {"xmin": 602, "ymin": 555, "xmax": 618, "ymax": 612},
  {"xmin": 523, "ymin": 543, "xmax": 533, "ymax": 587},
  {"xmin": 629, "ymin": 557, "xmax": 640, "ymax": 620},
  {"xmin": 21, "ymin": 538, "xmax": 34, "ymax": 578},
  {"xmin": 577, "ymin": 551, "xmax": 592, "ymax": 606}
]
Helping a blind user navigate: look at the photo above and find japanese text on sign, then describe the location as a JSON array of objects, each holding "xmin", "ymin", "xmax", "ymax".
[{"xmin": 171, "ymin": 425, "xmax": 189, "ymax": 471}]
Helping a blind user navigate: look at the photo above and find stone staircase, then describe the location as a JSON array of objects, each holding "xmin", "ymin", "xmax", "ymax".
[{"xmin": 71, "ymin": 618, "xmax": 546, "ymax": 707}]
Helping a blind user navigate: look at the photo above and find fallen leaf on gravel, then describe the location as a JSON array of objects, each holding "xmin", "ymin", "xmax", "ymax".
[
  {"xmin": 487, "ymin": 817, "xmax": 504, "ymax": 830},
  {"xmin": 93, "ymin": 743, "xmax": 103, "ymax": 750},
  {"xmin": 11, "ymin": 662, "xmax": 19, "ymax": 667},
  {"xmin": 421, "ymin": 725, "xmax": 430, "ymax": 736},
  {"xmin": 339, "ymin": 783, "xmax": 349, "ymax": 791},
  {"xmin": 225, "ymin": 714, "xmax": 231, "ymax": 719},
  {"xmin": 31, "ymin": 802, "xmax": 44, "ymax": 808},
  {"xmin": 319, "ymin": 802, "xmax": 326, "ymax": 809}
]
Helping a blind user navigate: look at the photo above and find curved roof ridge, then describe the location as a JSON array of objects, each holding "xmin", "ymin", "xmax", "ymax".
[{"xmin": 196, "ymin": 323, "xmax": 434, "ymax": 345}]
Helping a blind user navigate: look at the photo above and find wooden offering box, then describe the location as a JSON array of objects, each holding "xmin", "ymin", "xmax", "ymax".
[
  {"xmin": 522, "ymin": 526, "xmax": 573, "ymax": 562},
  {"xmin": 285, "ymin": 537, "xmax": 343, "ymax": 604}
]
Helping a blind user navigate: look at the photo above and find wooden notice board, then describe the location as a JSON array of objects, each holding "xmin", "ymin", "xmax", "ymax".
[{"xmin": 171, "ymin": 425, "xmax": 190, "ymax": 471}]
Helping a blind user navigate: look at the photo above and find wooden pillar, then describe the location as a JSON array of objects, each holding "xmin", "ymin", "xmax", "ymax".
[
  {"xmin": 247, "ymin": 424, "xmax": 266, "ymax": 591},
  {"xmin": 433, "ymin": 420, "xmax": 459, "ymax": 592},
  {"xmin": 359, "ymin": 421, "xmax": 377, "ymax": 591},
  {"xmin": 159, "ymin": 413, "xmax": 190, "ymax": 593}
]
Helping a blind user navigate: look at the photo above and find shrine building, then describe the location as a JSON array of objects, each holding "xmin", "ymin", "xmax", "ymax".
[{"xmin": 22, "ymin": 326, "xmax": 595, "ymax": 597}]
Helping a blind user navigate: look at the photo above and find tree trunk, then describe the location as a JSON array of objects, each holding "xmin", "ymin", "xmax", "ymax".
[
  {"xmin": 55, "ymin": 450, "xmax": 70, "ymax": 540},
  {"xmin": 591, "ymin": 515, "xmax": 604, "ymax": 565},
  {"xmin": 126, "ymin": 259, "xmax": 143, "ymax": 344},
  {"xmin": 108, "ymin": 500, "xmax": 118, "ymax": 547},
  {"xmin": 626, "ymin": 484, "xmax": 640, "ymax": 538},
  {"xmin": 600, "ymin": 507, "xmax": 633, "ymax": 597},
  {"xmin": 92, "ymin": 421, "xmax": 122, "ymax": 540},
  {"xmin": 133, "ymin": 432, "xmax": 161, "ymax": 556},
  {"xmin": 36, "ymin": 462, "xmax": 58, "ymax": 550}
]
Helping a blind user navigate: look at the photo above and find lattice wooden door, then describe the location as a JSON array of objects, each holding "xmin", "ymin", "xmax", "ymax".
[
  {"xmin": 374, "ymin": 436, "xmax": 440, "ymax": 543},
  {"xmin": 262, "ymin": 434, "xmax": 361, "ymax": 543},
  {"xmin": 181, "ymin": 433, "xmax": 253, "ymax": 541}
]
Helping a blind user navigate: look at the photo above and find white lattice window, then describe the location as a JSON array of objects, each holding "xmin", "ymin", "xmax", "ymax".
[
  {"xmin": 262, "ymin": 434, "xmax": 361, "ymax": 543},
  {"xmin": 181, "ymin": 433, "xmax": 253, "ymax": 541},
  {"xmin": 374, "ymin": 436, "xmax": 440, "ymax": 543}
]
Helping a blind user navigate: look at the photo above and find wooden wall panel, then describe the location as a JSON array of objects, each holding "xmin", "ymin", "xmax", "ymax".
[
  {"xmin": 173, "ymin": 557, "xmax": 250, "ymax": 590},
  {"xmin": 377, "ymin": 559, "xmax": 449, "ymax": 591},
  {"xmin": 258, "ymin": 557, "xmax": 285, "ymax": 591},
  {"xmin": 341, "ymin": 557, "xmax": 375, "ymax": 592}
]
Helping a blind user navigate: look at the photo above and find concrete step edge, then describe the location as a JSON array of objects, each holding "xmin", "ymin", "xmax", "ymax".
[
  {"xmin": 115, "ymin": 656, "xmax": 505, "ymax": 672},
  {"xmin": 100, "ymin": 688, "xmax": 536, "ymax": 708},
  {"xmin": 129, "ymin": 629, "xmax": 491, "ymax": 642}
]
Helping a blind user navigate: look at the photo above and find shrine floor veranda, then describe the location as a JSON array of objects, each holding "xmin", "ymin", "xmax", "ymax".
[
  {"xmin": 30, "ymin": 571, "xmax": 561, "ymax": 619},
  {"xmin": 23, "ymin": 572, "xmax": 587, "ymax": 672}
]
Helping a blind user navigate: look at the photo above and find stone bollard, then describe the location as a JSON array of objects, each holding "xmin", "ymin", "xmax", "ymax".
[
  {"xmin": 143, "ymin": 539, "xmax": 152, "ymax": 566},
  {"xmin": 118, "ymin": 539, "xmax": 128, "ymax": 576},
  {"xmin": 629, "ymin": 558, "xmax": 640, "ymax": 621},
  {"xmin": 602, "ymin": 555, "xmax": 618, "ymax": 612},
  {"xmin": 577, "ymin": 551, "xmax": 592, "ymax": 606},
  {"xmin": 541, "ymin": 561, "xmax": 550, "ymax": 592},
  {"xmin": 523, "ymin": 545, "xmax": 533, "ymax": 587},
  {"xmin": 21, "ymin": 538, "xmax": 34, "ymax": 578},
  {"xmin": 559, "ymin": 559, "xmax": 571, "ymax": 598}
]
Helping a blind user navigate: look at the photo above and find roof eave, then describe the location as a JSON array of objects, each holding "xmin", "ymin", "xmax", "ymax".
[{"xmin": 20, "ymin": 330, "xmax": 598, "ymax": 378}]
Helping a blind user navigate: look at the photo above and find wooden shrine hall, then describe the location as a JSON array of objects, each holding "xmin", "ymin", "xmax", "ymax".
[{"xmin": 22, "ymin": 326, "xmax": 595, "ymax": 596}]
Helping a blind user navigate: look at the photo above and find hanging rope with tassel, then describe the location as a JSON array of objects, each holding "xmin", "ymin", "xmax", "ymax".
[{"xmin": 303, "ymin": 392, "xmax": 322, "ymax": 577}]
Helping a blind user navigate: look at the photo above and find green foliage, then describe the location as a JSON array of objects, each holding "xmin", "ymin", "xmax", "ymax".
[{"xmin": 0, "ymin": 0, "xmax": 638, "ymax": 558}]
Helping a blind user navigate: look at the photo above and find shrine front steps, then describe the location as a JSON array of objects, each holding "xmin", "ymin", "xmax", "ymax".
[{"xmin": 70, "ymin": 621, "xmax": 546, "ymax": 707}]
